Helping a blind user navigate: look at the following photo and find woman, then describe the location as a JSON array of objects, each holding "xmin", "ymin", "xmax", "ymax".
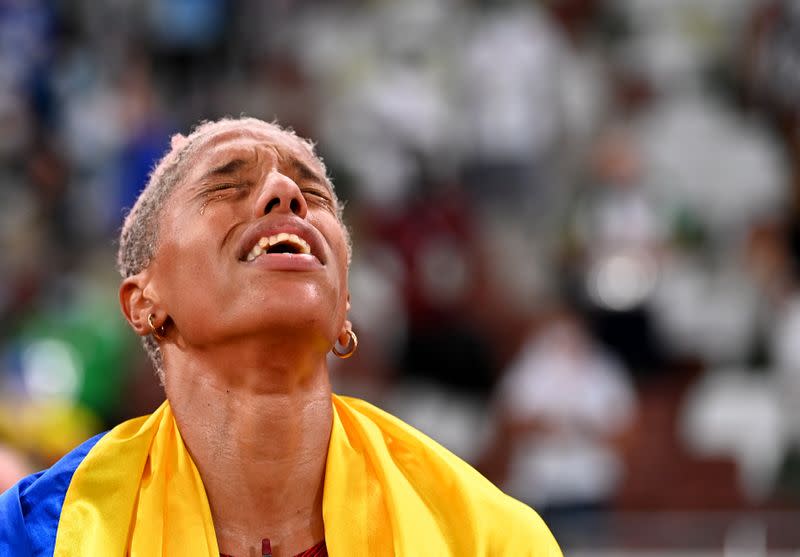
[{"xmin": 0, "ymin": 117, "xmax": 561, "ymax": 557}]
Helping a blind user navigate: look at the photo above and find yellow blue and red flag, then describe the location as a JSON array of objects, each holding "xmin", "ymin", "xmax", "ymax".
[{"xmin": 1, "ymin": 396, "xmax": 561, "ymax": 556}]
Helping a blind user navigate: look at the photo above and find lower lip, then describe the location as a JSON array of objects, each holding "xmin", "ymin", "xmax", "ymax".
[{"xmin": 243, "ymin": 253, "xmax": 323, "ymax": 271}]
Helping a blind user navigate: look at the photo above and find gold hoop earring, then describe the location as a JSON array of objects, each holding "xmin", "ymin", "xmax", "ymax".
[
  {"xmin": 148, "ymin": 313, "xmax": 167, "ymax": 341},
  {"xmin": 332, "ymin": 329, "xmax": 358, "ymax": 359}
]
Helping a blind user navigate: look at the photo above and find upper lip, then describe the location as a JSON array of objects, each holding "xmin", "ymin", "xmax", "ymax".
[{"xmin": 236, "ymin": 217, "xmax": 325, "ymax": 264}]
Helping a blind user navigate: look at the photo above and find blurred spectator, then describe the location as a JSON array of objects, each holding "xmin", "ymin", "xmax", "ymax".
[
  {"xmin": 482, "ymin": 308, "xmax": 636, "ymax": 513},
  {"xmin": 680, "ymin": 367, "xmax": 787, "ymax": 501},
  {"xmin": 566, "ymin": 127, "xmax": 666, "ymax": 375}
]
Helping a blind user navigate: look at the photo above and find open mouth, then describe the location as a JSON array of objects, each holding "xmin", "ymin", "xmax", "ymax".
[{"xmin": 245, "ymin": 233, "xmax": 312, "ymax": 262}]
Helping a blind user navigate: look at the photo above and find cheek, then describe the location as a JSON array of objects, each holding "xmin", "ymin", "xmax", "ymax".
[
  {"xmin": 161, "ymin": 204, "xmax": 234, "ymax": 276},
  {"xmin": 331, "ymin": 233, "xmax": 351, "ymax": 324},
  {"xmin": 326, "ymin": 226, "xmax": 351, "ymax": 297},
  {"xmin": 153, "ymin": 228, "xmax": 229, "ymax": 314}
]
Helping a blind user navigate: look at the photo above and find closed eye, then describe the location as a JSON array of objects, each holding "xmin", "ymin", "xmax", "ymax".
[
  {"xmin": 197, "ymin": 183, "xmax": 250, "ymax": 214},
  {"xmin": 302, "ymin": 188, "xmax": 334, "ymax": 207},
  {"xmin": 203, "ymin": 182, "xmax": 251, "ymax": 197},
  {"xmin": 207, "ymin": 182, "xmax": 239, "ymax": 192},
  {"xmin": 302, "ymin": 188, "xmax": 327, "ymax": 199}
]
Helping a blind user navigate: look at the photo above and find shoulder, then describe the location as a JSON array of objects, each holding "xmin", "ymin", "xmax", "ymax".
[
  {"xmin": 0, "ymin": 432, "xmax": 106, "ymax": 557},
  {"xmin": 332, "ymin": 395, "xmax": 562, "ymax": 555}
]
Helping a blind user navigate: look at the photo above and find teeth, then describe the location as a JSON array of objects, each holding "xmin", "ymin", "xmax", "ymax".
[{"xmin": 245, "ymin": 233, "xmax": 312, "ymax": 261}]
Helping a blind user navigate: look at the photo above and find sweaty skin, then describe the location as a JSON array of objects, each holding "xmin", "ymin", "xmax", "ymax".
[{"xmin": 119, "ymin": 122, "xmax": 352, "ymax": 557}]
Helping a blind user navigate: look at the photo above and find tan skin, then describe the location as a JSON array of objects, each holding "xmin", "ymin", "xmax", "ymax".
[{"xmin": 119, "ymin": 123, "xmax": 352, "ymax": 557}]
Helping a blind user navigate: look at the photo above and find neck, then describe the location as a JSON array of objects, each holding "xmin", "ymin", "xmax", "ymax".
[{"xmin": 163, "ymin": 336, "xmax": 333, "ymax": 557}]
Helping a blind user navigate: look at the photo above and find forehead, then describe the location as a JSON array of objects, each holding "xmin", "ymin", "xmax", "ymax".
[{"xmin": 182, "ymin": 122, "xmax": 324, "ymax": 182}]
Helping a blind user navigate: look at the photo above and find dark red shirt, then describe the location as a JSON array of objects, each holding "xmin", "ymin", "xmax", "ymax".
[{"xmin": 220, "ymin": 539, "xmax": 326, "ymax": 557}]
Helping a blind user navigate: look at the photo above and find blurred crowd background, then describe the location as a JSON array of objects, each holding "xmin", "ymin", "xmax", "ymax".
[{"xmin": 2, "ymin": 0, "xmax": 800, "ymax": 554}]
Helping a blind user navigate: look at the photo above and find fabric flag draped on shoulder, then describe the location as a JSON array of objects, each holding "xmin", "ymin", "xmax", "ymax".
[{"xmin": 0, "ymin": 395, "xmax": 561, "ymax": 556}]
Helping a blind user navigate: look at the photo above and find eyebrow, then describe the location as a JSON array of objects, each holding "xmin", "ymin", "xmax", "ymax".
[{"xmin": 288, "ymin": 158, "xmax": 328, "ymax": 187}]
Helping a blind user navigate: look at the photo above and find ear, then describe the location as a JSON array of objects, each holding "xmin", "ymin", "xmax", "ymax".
[
  {"xmin": 337, "ymin": 292, "xmax": 352, "ymax": 345},
  {"xmin": 337, "ymin": 318, "xmax": 353, "ymax": 346},
  {"xmin": 119, "ymin": 272, "xmax": 161, "ymax": 337}
]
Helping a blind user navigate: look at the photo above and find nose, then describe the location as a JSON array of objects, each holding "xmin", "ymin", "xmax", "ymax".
[{"xmin": 254, "ymin": 170, "xmax": 308, "ymax": 219}]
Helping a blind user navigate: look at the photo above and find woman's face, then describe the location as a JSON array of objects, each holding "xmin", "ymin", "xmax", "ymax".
[{"xmin": 144, "ymin": 123, "xmax": 350, "ymax": 351}]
